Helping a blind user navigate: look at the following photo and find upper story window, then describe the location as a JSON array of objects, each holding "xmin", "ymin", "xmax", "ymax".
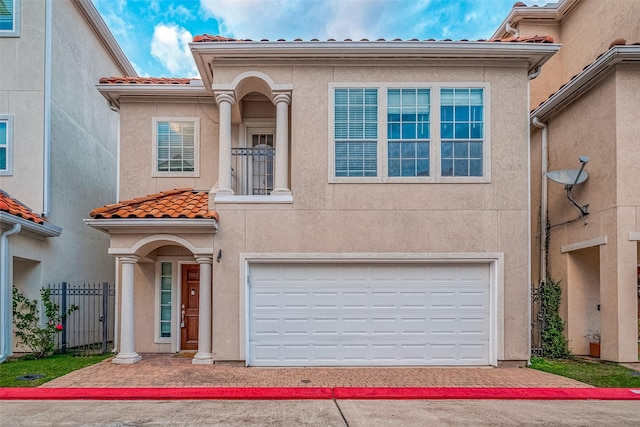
[
  {"xmin": 152, "ymin": 117, "xmax": 200, "ymax": 177},
  {"xmin": 0, "ymin": 0, "xmax": 20, "ymax": 36},
  {"xmin": 334, "ymin": 88, "xmax": 378, "ymax": 177},
  {"xmin": 0, "ymin": 115, "xmax": 13, "ymax": 176},
  {"xmin": 330, "ymin": 84, "xmax": 488, "ymax": 183}
]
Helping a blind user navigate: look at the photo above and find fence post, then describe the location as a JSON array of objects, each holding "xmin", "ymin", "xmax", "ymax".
[
  {"xmin": 61, "ymin": 282, "xmax": 67, "ymax": 354},
  {"xmin": 102, "ymin": 282, "xmax": 109, "ymax": 354}
]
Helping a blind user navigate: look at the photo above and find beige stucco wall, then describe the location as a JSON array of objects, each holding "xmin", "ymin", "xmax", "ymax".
[
  {"xmin": 0, "ymin": 0, "xmax": 45, "ymax": 211},
  {"xmin": 532, "ymin": 67, "xmax": 640, "ymax": 361},
  {"xmin": 516, "ymin": 0, "xmax": 640, "ymax": 109},
  {"xmin": 114, "ymin": 61, "xmax": 534, "ymax": 362}
]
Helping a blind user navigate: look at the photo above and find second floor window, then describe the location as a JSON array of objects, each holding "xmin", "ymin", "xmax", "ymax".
[
  {"xmin": 0, "ymin": 0, "xmax": 20, "ymax": 36},
  {"xmin": 331, "ymin": 84, "xmax": 487, "ymax": 182},
  {"xmin": 0, "ymin": 115, "xmax": 13, "ymax": 175},
  {"xmin": 152, "ymin": 118, "xmax": 199, "ymax": 177}
]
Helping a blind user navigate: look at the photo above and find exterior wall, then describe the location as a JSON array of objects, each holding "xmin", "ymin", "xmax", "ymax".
[
  {"xmin": 0, "ymin": 0, "xmax": 45, "ymax": 211},
  {"xmin": 537, "ymin": 68, "xmax": 639, "ymax": 361},
  {"xmin": 516, "ymin": 0, "xmax": 640, "ymax": 109},
  {"xmin": 121, "ymin": 63, "xmax": 529, "ymax": 362},
  {"xmin": 118, "ymin": 101, "xmax": 219, "ymax": 200},
  {"xmin": 43, "ymin": 0, "xmax": 121, "ymax": 283}
]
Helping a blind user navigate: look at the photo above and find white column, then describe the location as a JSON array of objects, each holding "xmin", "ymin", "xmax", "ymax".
[
  {"xmin": 193, "ymin": 256, "xmax": 213, "ymax": 364},
  {"xmin": 272, "ymin": 92, "xmax": 292, "ymax": 195},
  {"xmin": 213, "ymin": 92, "xmax": 235, "ymax": 196},
  {"xmin": 113, "ymin": 256, "xmax": 141, "ymax": 364}
]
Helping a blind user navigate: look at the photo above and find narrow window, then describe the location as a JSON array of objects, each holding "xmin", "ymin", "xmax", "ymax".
[
  {"xmin": 0, "ymin": 0, "xmax": 20, "ymax": 36},
  {"xmin": 334, "ymin": 88, "xmax": 378, "ymax": 177},
  {"xmin": 440, "ymin": 88, "xmax": 484, "ymax": 177},
  {"xmin": 0, "ymin": 115, "xmax": 13, "ymax": 175},
  {"xmin": 387, "ymin": 88, "xmax": 430, "ymax": 177},
  {"xmin": 159, "ymin": 262, "xmax": 172, "ymax": 338}
]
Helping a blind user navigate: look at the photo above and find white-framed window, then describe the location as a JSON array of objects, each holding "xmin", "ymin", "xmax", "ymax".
[
  {"xmin": 0, "ymin": 0, "xmax": 20, "ymax": 37},
  {"xmin": 154, "ymin": 259, "xmax": 186, "ymax": 346},
  {"xmin": 152, "ymin": 117, "xmax": 200, "ymax": 177},
  {"xmin": 0, "ymin": 115, "xmax": 13, "ymax": 175},
  {"xmin": 329, "ymin": 83, "xmax": 489, "ymax": 183}
]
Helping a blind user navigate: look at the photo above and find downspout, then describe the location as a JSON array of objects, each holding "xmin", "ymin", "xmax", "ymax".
[
  {"xmin": 42, "ymin": 0, "xmax": 53, "ymax": 217},
  {"xmin": 0, "ymin": 224, "xmax": 21, "ymax": 363},
  {"xmin": 527, "ymin": 69, "xmax": 543, "ymax": 362},
  {"xmin": 505, "ymin": 22, "xmax": 520, "ymax": 38},
  {"xmin": 532, "ymin": 116, "xmax": 548, "ymax": 284}
]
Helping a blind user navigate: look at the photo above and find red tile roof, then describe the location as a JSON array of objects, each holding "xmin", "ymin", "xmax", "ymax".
[
  {"xmin": 0, "ymin": 190, "xmax": 45, "ymax": 224},
  {"xmin": 192, "ymin": 34, "xmax": 554, "ymax": 44},
  {"xmin": 98, "ymin": 77, "xmax": 194, "ymax": 85},
  {"xmin": 90, "ymin": 189, "xmax": 219, "ymax": 221}
]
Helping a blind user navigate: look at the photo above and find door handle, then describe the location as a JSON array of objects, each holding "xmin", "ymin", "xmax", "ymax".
[{"xmin": 181, "ymin": 304, "xmax": 185, "ymax": 328}]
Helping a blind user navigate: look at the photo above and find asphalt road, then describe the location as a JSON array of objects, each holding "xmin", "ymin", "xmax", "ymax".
[{"xmin": 1, "ymin": 399, "xmax": 639, "ymax": 426}]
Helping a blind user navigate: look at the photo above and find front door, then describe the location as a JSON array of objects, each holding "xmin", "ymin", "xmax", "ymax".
[{"xmin": 181, "ymin": 264, "xmax": 199, "ymax": 350}]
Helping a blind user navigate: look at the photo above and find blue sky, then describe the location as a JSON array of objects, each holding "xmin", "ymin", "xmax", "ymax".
[{"xmin": 93, "ymin": 0, "xmax": 547, "ymax": 78}]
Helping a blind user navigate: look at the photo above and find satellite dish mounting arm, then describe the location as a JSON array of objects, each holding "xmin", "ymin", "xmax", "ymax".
[{"xmin": 564, "ymin": 156, "xmax": 589, "ymax": 217}]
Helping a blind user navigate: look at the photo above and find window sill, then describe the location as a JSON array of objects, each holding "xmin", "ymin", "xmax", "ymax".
[{"xmin": 214, "ymin": 194, "xmax": 294, "ymax": 204}]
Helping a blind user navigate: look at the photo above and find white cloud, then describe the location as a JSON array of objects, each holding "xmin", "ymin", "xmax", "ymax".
[{"xmin": 150, "ymin": 24, "xmax": 199, "ymax": 77}]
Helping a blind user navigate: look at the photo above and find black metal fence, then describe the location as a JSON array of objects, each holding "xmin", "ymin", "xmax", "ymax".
[{"xmin": 48, "ymin": 282, "xmax": 115, "ymax": 355}]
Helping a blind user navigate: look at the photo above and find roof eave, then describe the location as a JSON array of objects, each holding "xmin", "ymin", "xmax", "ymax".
[
  {"xmin": 531, "ymin": 45, "xmax": 640, "ymax": 123},
  {"xmin": 0, "ymin": 212, "xmax": 62, "ymax": 239},
  {"xmin": 84, "ymin": 218, "xmax": 219, "ymax": 234},
  {"xmin": 490, "ymin": 0, "xmax": 580, "ymax": 39},
  {"xmin": 96, "ymin": 83, "xmax": 210, "ymax": 106},
  {"xmin": 191, "ymin": 40, "xmax": 560, "ymax": 74}
]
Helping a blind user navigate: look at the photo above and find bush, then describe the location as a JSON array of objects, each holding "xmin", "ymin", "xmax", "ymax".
[
  {"xmin": 541, "ymin": 278, "xmax": 570, "ymax": 358},
  {"xmin": 12, "ymin": 287, "xmax": 79, "ymax": 359}
]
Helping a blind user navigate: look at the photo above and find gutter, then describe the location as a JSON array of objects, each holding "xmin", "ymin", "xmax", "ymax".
[{"xmin": 0, "ymin": 224, "xmax": 21, "ymax": 363}]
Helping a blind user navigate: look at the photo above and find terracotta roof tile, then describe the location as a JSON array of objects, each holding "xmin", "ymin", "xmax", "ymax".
[
  {"xmin": 89, "ymin": 189, "xmax": 219, "ymax": 221},
  {"xmin": 192, "ymin": 34, "xmax": 554, "ymax": 44},
  {"xmin": 0, "ymin": 190, "xmax": 45, "ymax": 224},
  {"xmin": 98, "ymin": 77, "xmax": 195, "ymax": 85}
]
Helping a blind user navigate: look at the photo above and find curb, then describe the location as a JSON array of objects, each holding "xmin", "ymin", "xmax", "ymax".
[{"xmin": 1, "ymin": 387, "xmax": 640, "ymax": 400}]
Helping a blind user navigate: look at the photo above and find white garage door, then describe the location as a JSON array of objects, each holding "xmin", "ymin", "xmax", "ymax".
[{"xmin": 248, "ymin": 262, "xmax": 492, "ymax": 366}]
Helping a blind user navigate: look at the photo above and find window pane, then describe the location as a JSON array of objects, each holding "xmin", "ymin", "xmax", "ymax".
[
  {"xmin": 161, "ymin": 306, "xmax": 171, "ymax": 320},
  {"xmin": 160, "ymin": 322, "xmax": 171, "ymax": 337},
  {"xmin": 388, "ymin": 159, "xmax": 400, "ymax": 176},
  {"xmin": 0, "ymin": 122, "xmax": 6, "ymax": 145},
  {"xmin": 161, "ymin": 291, "xmax": 171, "ymax": 304},
  {"xmin": 441, "ymin": 88, "xmax": 484, "ymax": 177},
  {"xmin": 0, "ymin": 147, "xmax": 5, "ymax": 170},
  {"xmin": 401, "ymin": 159, "xmax": 415, "ymax": 176},
  {"xmin": 161, "ymin": 262, "xmax": 172, "ymax": 276},
  {"xmin": 401, "ymin": 122, "xmax": 416, "ymax": 139},
  {"xmin": 416, "ymin": 159, "xmax": 430, "ymax": 176},
  {"xmin": 388, "ymin": 123, "xmax": 400, "ymax": 139}
]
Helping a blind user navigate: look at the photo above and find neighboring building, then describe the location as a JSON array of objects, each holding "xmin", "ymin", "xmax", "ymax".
[
  {"xmin": 493, "ymin": 0, "xmax": 640, "ymax": 362},
  {"xmin": 87, "ymin": 34, "xmax": 558, "ymax": 366},
  {"xmin": 0, "ymin": 0, "xmax": 135, "ymax": 359}
]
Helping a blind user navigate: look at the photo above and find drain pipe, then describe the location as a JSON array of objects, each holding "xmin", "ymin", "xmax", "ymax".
[
  {"xmin": 532, "ymin": 116, "xmax": 548, "ymax": 284},
  {"xmin": 42, "ymin": 0, "xmax": 52, "ymax": 217},
  {"xmin": 0, "ymin": 223, "xmax": 21, "ymax": 363}
]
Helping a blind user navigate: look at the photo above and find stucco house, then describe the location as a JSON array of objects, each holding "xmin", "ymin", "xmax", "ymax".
[
  {"xmin": 87, "ymin": 33, "xmax": 560, "ymax": 367},
  {"xmin": 492, "ymin": 0, "xmax": 640, "ymax": 362},
  {"xmin": 0, "ymin": 0, "xmax": 135, "ymax": 361}
]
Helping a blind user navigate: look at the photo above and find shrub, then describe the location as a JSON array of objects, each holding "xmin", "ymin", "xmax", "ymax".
[
  {"xmin": 541, "ymin": 278, "xmax": 570, "ymax": 358},
  {"xmin": 12, "ymin": 287, "xmax": 79, "ymax": 359}
]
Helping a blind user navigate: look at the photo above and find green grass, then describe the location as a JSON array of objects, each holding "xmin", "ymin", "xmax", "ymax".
[
  {"xmin": 0, "ymin": 353, "xmax": 111, "ymax": 387},
  {"xmin": 530, "ymin": 357, "xmax": 640, "ymax": 388}
]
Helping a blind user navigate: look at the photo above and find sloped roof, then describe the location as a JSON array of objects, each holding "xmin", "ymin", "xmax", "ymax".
[
  {"xmin": 89, "ymin": 188, "xmax": 219, "ymax": 221},
  {"xmin": 0, "ymin": 190, "xmax": 45, "ymax": 224},
  {"xmin": 98, "ymin": 77, "xmax": 194, "ymax": 85},
  {"xmin": 191, "ymin": 34, "xmax": 554, "ymax": 44}
]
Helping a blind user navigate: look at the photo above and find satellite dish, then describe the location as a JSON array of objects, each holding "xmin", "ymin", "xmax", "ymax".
[
  {"xmin": 547, "ymin": 169, "xmax": 589, "ymax": 186},
  {"xmin": 546, "ymin": 156, "xmax": 590, "ymax": 219}
]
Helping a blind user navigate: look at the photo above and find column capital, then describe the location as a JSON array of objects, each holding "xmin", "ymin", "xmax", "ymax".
[
  {"xmin": 273, "ymin": 92, "xmax": 291, "ymax": 105},
  {"xmin": 195, "ymin": 256, "xmax": 214, "ymax": 265},
  {"xmin": 214, "ymin": 91, "xmax": 235, "ymax": 105},
  {"xmin": 120, "ymin": 256, "xmax": 140, "ymax": 265}
]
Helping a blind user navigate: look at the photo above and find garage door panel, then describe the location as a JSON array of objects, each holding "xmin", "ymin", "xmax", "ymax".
[{"xmin": 249, "ymin": 263, "xmax": 492, "ymax": 366}]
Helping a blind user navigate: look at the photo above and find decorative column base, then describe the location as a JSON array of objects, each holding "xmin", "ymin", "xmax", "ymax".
[
  {"xmin": 192, "ymin": 352, "xmax": 214, "ymax": 365},
  {"xmin": 112, "ymin": 352, "xmax": 142, "ymax": 364},
  {"xmin": 270, "ymin": 188, "xmax": 292, "ymax": 196}
]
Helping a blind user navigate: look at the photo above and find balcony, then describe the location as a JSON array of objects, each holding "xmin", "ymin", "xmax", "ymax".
[{"xmin": 231, "ymin": 146, "xmax": 274, "ymax": 196}]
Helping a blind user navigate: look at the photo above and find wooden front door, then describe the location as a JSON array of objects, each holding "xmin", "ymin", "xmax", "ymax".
[{"xmin": 181, "ymin": 264, "xmax": 199, "ymax": 350}]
